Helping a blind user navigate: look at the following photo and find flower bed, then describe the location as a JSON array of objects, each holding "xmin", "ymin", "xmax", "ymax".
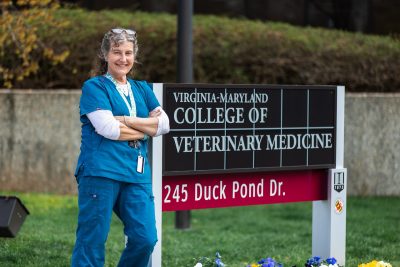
[{"xmin": 191, "ymin": 253, "xmax": 392, "ymax": 267}]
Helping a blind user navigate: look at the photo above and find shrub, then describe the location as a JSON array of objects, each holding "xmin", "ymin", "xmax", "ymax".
[
  {"xmin": 2, "ymin": 8, "xmax": 400, "ymax": 92},
  {"xmin": 0, "ymin": 1, "xmax": 69, "ymax": 88}
]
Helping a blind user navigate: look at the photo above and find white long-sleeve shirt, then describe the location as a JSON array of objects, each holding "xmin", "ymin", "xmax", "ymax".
[{"xmin": 87, "ymin": 107, "xmax": 170, "ymax": 140}]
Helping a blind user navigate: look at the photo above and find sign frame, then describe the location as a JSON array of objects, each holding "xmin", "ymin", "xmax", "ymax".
[
  {"xmin": 162, "ymin": 83, "xmax": 338, "ymax": 176},
  {"xmin": 150, "ymin": 84, "xmax": 346, "ymax": 266}
]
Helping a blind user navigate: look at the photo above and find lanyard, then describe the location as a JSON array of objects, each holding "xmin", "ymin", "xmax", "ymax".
[{"xmin": 105, "ymin": 73, "xmax": 137, "ymax": 117}]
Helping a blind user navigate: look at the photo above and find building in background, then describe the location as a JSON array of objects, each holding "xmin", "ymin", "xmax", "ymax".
[{"xmin": 62, "ymin": 0, "xmax": 399, "ymax": 36}]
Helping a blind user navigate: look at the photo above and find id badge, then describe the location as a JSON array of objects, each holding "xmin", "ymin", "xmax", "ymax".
[{"xmin": 137, "ymin": 155, "xmax": 145, "ymax": 174}]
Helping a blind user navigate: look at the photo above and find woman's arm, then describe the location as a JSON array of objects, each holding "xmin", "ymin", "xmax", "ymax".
[
  {"xmin": 115, "ymin": 116, "xmax": 159, "ymax": 137},
  {"xmin": 118, "ymin": 122, "xmax": 145, "ymax": 141},
  {"xmin": 87, "ymin": 110, "xmax": 144, "ymax": 141},
  {"xmin": 115, "ymin": 106, "xmax": 170, "ymax": 137}
]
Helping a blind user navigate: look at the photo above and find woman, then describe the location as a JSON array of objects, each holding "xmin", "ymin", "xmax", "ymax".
[{"xmin": 71, "ymin": 28, "xmax": 169, "ymax": 267}]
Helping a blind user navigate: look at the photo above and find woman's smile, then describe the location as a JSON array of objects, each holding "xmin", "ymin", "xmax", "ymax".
[{"xmin": 106, "ymin": 41, "xmax": 134, "ymax": 83}]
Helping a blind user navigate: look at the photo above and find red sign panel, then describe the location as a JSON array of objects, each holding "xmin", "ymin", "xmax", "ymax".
[{"xmin": 162, "ymin": 170, "xmax": 328, "ymax": 211}]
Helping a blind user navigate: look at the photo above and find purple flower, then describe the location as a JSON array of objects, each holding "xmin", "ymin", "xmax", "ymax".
[
  {"xmin": 306, "ymin": 259, "xmax": 314, "ymax": 265},
  {"xmin": 215, "ymin": 258, "xmax": 225, "ymax": 267},
  {"xmin": 313, "ymin": 257, "xmax": 321, "ymax": 263},
  {"xmin": 214, "ymin": 252, "xmax": 225, "ymax": 267},
  {"xmin": 326, "ymin": 258, "xmax": 337, "ymax": 265},
  {"xmin": 256, "ymin": 257, "xmax": 282, "ymax": 267},
  {"xmin": 258, "ymin": 258, "xmax": 269, "ymax": 264},
  {"xmin": 306, "ymin": 256, "xmax": 322, "ymax": 266}
]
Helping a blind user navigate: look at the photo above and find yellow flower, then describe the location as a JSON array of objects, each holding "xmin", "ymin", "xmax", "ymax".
[
  {"xmin": 358, "ymin": 260, "xmax": 392, "ymax": 267},
  {"xmin": 377, "ymin": 261, "xmax": 392, "ymax": 267}
]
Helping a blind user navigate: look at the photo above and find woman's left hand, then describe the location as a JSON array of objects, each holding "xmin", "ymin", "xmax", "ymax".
[{"xmin": 149, "ymin": 108, "xmax": 162, "ymax": 118}]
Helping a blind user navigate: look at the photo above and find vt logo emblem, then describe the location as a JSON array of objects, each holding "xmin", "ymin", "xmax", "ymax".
[{"xmin": 334, "ymin": 172, "xmax": 345, "ymax": 193}]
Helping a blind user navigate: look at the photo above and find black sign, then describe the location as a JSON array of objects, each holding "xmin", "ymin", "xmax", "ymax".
[{"xmin": 163, "ymin": 84, "xmax": 337, "ymax": 175}]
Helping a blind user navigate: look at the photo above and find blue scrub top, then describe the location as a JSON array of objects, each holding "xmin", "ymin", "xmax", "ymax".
[{"xmin": 75, "ymin": 76, "xmax": 160, "ymax": 183}]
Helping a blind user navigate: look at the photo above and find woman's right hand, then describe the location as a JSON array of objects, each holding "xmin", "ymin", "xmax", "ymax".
[{"xmin": 114, "ymin": 116, "xmax": 126, "ymax": 125}]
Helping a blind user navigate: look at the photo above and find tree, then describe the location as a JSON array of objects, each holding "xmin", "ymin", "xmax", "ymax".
[{"xmin": 0, "ymin": 0, "xmax": 69, "ymax": 88}]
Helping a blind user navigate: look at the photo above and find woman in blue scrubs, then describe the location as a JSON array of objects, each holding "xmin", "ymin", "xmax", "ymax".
[{"xmin": 71, "ymin": 28, "xmax": 169, "ymax": 267}]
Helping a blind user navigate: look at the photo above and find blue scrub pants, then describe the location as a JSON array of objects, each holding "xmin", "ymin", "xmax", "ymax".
[{"xmin": 71, "ymin": 176, "xmax": 157, "ymax": 267}]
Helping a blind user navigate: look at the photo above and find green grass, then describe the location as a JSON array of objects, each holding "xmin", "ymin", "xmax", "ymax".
[{"xmin": 0, "ymin": 193, "xmax": 399, "ymax": 266}]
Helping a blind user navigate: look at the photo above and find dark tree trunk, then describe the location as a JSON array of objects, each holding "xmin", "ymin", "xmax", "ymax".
[
  {"xmin": 332, "ymin": 0, "xmax": 352, "ymax": 30},
  {"xmin": 349, "ymin": 0, "xmax": 371, "ymax": 32}
]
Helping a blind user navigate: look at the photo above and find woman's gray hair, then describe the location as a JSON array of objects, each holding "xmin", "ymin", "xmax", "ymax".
[
  {"xmin": 97, "ymin": 28, "xmax": 138, "ymax": 75},
  {"xmin": 101, "ymin": 29, "xmax": 138, "ymax": 59}
]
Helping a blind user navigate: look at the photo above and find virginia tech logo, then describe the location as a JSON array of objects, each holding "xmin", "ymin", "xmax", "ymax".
[
  {"xmin": 334, "ymin": 198, "xmax": 344, "ymax": 214},
  {"xmin": 334, "ymin": 172, "xmax": 345, "ymax": 193}
]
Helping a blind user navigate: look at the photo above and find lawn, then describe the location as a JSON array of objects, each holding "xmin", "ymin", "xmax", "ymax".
[{"xmin": 0, "ymin": 192, "xmax": 399, "ymax": 267}]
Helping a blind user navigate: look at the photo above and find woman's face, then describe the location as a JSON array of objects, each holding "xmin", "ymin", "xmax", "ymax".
[{"xmin": 106, "ymin": 40, "xmax": 134, "ymax": 80}]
